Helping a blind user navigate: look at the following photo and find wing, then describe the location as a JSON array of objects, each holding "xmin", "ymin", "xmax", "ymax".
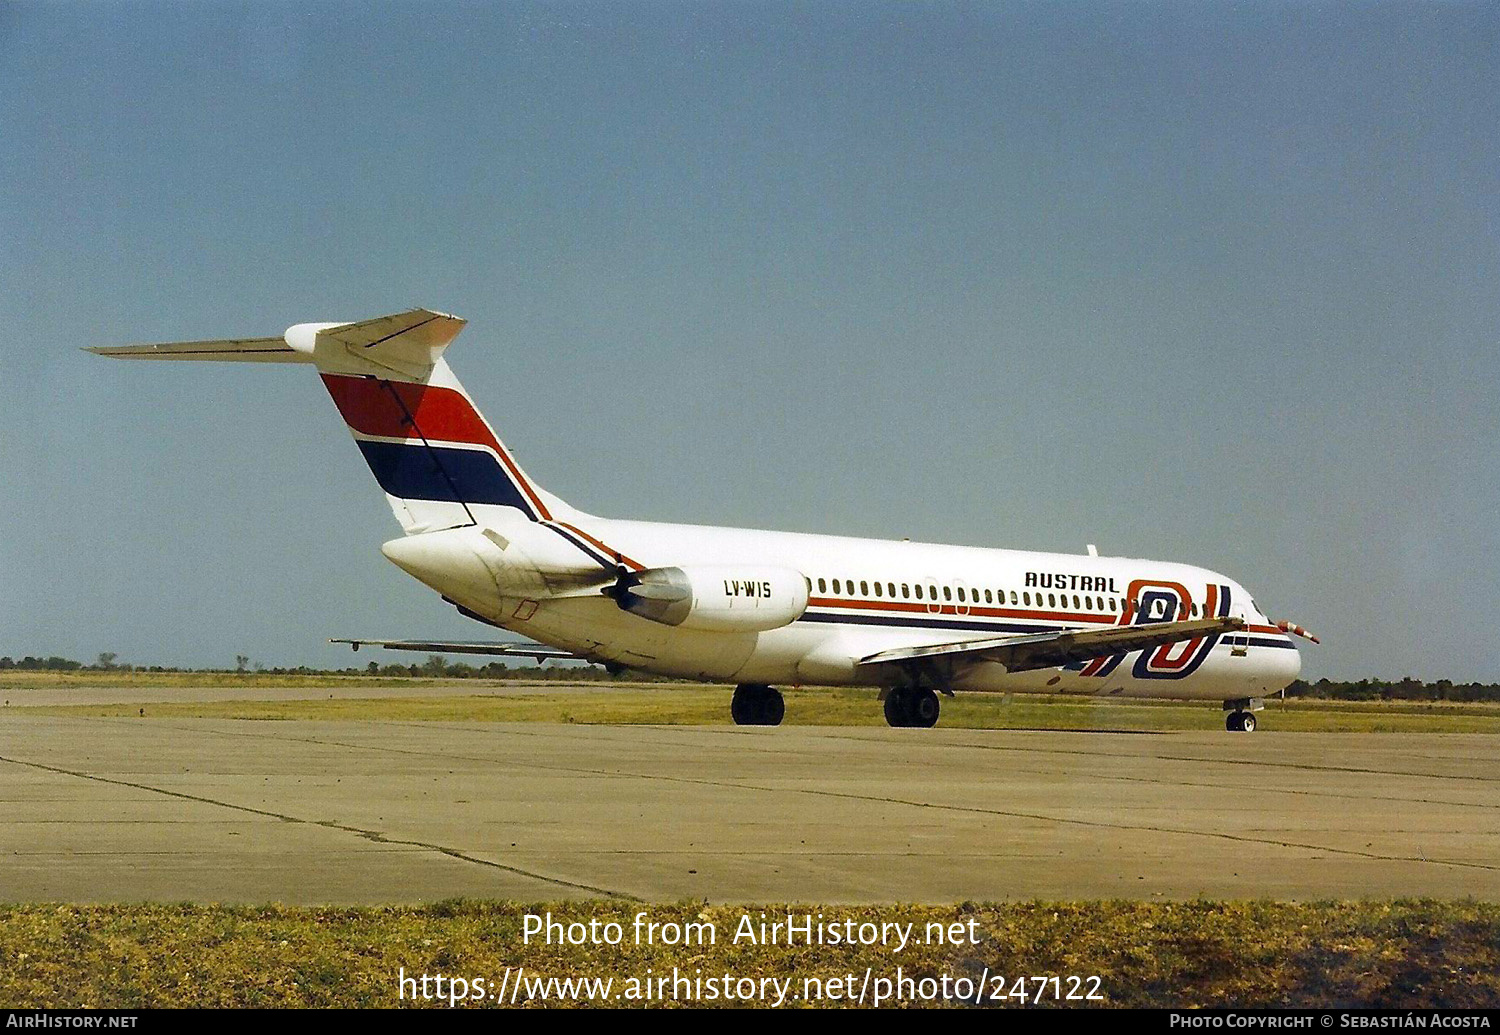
[
  {"xmin": 857, "ymin": 616, "xmax": 1246, "ymax": 674},
  {"xmin": 330, "ymin": 638, "xmax": 589, "ymax": 663}
]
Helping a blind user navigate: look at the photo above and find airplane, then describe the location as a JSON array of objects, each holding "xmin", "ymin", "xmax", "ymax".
[{"xmin": 91, "ymin": 308, "xmax": 1317, "ymax": 732}]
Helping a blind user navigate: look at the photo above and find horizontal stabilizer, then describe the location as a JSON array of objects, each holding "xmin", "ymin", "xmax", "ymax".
[
  {"xmin": 295, "ymin": 308, "xmax": 466, "ymax": 378},
  {"xmin": 331, "ymin": 638, "xmax": 588, "ymax": 663},
  {"xmin": 317, "ymin": 309, "xmax": 466, "ymax": 354},
  {"xmin": 87, "ymin": 308, "xmax": 466, "ymax": 377},
  {"xmin": 86, "ymin": 337, "xmax": 313, "ymax": 363}
]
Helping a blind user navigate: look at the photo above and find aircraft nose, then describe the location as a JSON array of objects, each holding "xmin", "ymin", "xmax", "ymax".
[{"xmin": 1273, "ymin": 636, "xmax": 1304, "ymax": 689}]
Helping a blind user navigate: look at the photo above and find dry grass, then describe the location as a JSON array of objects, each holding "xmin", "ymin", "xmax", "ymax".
[
  {"xmin": 1, "ymin": 900, "xmax": 1495, "ymax": 1008},
  {"xmin": 11, "ymin": 686, "xmax": 1500, "ymax": 733}
]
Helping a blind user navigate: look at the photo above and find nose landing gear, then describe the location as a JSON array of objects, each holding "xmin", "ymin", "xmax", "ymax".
[
  {"xmin": 730, "ymin": 684, "xmax": 785, "ymax": 726},
  {"xmin": 1223, "ymin": 698, "xmax": 1263, "ymax": 732},
  {"xmin": 883, "ymin": 686, "xmax": 941, "ymax": 728},
  {"xmin": 1226, "ymin": 710, "xmax": 1257, "ymax": 733}
]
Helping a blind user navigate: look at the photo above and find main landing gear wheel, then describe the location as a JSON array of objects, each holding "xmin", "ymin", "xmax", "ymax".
[
  {"xmin": 1226, "ymin": 711, "xmax": 1257, "ymax": 733},
  {"xmin": 731, "ymin": 684, "xmax": 785, "ymax": 726},
  {"xmin": 884, "ymin": 687, "xmax": 941, "ymax": 728}
]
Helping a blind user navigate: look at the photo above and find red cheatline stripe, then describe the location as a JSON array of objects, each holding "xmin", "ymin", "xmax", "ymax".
[
  {"xmin": 321, "ymin": 373, "xmax": 551, "ymax": 520},
  {"xmin": 806, "ymin": 596, "xmax": 1115, "ymax": 624},
  {"xmin": 1079, "ymin": 656, "xmax": 1108, "ymax": 677}
]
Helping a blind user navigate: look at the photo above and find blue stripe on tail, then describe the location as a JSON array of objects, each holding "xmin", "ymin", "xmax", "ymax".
[{"xmin": 355, "ymin": 440, "xmax": 535, "ymax": 512}]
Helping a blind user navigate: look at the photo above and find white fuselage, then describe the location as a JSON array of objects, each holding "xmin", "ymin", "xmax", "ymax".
[{"xmin": 414, "ymin": 512, "xmax": 1301, "ymax": 702}]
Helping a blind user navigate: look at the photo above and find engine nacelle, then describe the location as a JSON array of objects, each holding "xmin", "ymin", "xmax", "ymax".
[{"xmin": 614, "ymin": 565, "xmax": 809, "ymax": 632}]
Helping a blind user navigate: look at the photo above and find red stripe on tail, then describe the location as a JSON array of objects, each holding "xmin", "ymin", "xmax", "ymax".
[{"xmin": 320, "ymin": 373, "xmax": 551, "ymax": 520}]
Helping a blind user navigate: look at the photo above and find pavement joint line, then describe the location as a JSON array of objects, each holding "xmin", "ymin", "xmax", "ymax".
[
  {"xmin": 45, "ymin": 717, "xmax": 1500, "ymax": 876},
  {"xmin": 624, "ymin": 723, "xmax": 1500, "ymax": 784},
  {"xmin": 365, "ymin": 719, "xmax": 1500, "ymax": 813},
  {"xmin": 354, "ymin": 717, "xmax": 1500, "ymax": 784},
  {"xmin": 0, "ymin": 751, "xmax": 638, "ymax": 901}
]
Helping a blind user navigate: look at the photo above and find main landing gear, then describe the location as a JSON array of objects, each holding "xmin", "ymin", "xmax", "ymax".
[
  {"xmin": 884, "ymin": 686, "xmax": 941, "ymax": 728},
  {"xmin": 1224, "ymin": 698, "xmax": 1262, "ymax": 733},
  {"xmin": 731, "ymin": 684, "xmax": 785, "ymax": 726}
]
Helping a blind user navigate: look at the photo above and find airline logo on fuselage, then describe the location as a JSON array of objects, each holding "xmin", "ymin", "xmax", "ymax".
[
  {"xmin": 724, "ymin": 580, "xmax": 773, "ymax": 599},
  {"xmin": 1024, "ymin": 571, "xmax": 1119, "ymax": 593}
]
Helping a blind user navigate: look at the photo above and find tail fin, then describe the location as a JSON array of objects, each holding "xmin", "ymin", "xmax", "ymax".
[{"xmin": 90, "ymin": 308, "xmax": 572, "ymax": 534}]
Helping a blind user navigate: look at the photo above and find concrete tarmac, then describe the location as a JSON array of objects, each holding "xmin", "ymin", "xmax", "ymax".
[{"xmin": 1, "ymin": 714, "xmax": 1496, "ymax": 903}]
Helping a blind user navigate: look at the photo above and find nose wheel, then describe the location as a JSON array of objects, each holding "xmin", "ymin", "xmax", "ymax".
[
  {"xmin": 1226, "ymin": 710, "xmax": 1257, "ymax": 733},
  {"xmin": 731, "ymin": 684, "xmax": 785, "ymax": 726},
  {"xmin": 883, "ymin": 686, "xmax": 941, "ymax": 728}
]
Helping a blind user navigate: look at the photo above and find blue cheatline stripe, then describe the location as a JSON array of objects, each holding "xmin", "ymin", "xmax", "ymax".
[
  {"xmin": 1222, "ymin": 635, "xmax": 1298, "ymax": 650},
  {"xmin": 355, "ymin": 439, "xmax": 534, "ymax": 512},
  {"xmin": 543, "ymin": 522, "xmax": 617, "ymax": 570}
]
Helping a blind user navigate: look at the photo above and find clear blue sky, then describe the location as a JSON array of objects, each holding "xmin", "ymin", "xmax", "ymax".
[{"xmin": 2, "ymin": 1, "xmax": 1496, "ymax": 679}]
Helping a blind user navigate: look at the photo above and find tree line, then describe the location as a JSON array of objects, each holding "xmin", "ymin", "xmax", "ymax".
[
  {"xmin": 1285, "ymin": 678, "xmax": 1500, "ymax": 703},
  {"xmin": 0, "ymin": 654, "xmax": 636, "ymax": 681}
]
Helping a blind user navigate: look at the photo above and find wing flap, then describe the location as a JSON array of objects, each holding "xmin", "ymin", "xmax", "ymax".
[{"xmin": 858, "ymin": 616, "xmax": 1246, "ymax": 674}]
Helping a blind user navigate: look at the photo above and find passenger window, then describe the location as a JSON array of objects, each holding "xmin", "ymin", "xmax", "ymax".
[
  {"xmin": 914, "ymin": 585, "xmax": 923, "ymax": 600},
  {"xmin": 1011, "ymin": 591, "xmax": 1019, "ymax": 605},
  {"xmin": 1084, "ymin": 596, "xmax": 1093, "ymax": 610},
  {"xmin": 1023, "ymin": 592, "xmax": 1031, "ymax": 606},
  {"xmin": 1073, "ymin": 594, "xmax": 1081, "ymax": 609},
  {"xmin": 1048, "ymin": 593, "xmax": 1056, "ymax": 607},
  {"xmin": 887, "ymin": 583, "xmax": 895, "ymax": 597},
  {"xmin": 957, "ymin": 587, "xmax": 966, "ymax": 602},
  {"xmin": 901, "ymin": 583, "xmax": 909, "ymax": 598},
  {"xmin": 985, "ymin": 589, "xmax": 993, "ymax": 603},
  {"xmin": 860, "ymin": 581, "xmax": 868, "ymax": 596},
  {"xmin": 817, "ymin": 578, "xmax": 826, "ymax": 593},
  {"xmin": 846, "ymin": 580, "xmax": 855, "ymax": 595},
  {"xmin": 943, "ymin": 586, "xmax": 953, "ymax": 601},
  {"xmin": 874, "ymin": 582, "xmax": 883, "ymax": 597}
]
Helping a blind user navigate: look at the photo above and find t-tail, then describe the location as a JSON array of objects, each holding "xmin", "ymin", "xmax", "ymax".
[{"xmin": 88, "ymin": 309, "xmax": 573, "ymax": 535}]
